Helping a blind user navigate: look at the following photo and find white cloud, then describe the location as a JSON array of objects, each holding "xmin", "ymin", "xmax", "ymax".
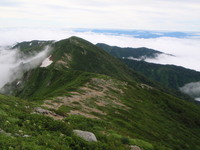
[
  {"xmin": 0, "ymin": 45, "xmax": 51, "ymax": 88},
  {"xmin": 195, "ymin": 98, "xmax": 200, "ymax": 102},
  {"xmin": 0, "ymin": 47, "xmax": 18, "ymax": 88},
  {"xmin": 0, "ymin": 0, "xmax": 200, "ymax": 31},
  {"xmin": 180, "ymin": 82, "xmax": 200, "ymax": 98}
]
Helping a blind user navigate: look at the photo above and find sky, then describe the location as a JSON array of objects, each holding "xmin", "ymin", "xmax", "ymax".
[{"xmin": 0, "ymin": 0, "xmax": 200, "ymax": 31}]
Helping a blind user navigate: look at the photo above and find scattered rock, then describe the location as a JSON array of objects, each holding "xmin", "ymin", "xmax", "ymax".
[
  {"xmin": 23, "ymin": 134, "xmax": 31, "ymax": 138},
  {"xmin": 137, "ymin": 83, "xmax": 153, "ymax": 89},
  {"xmin": 0, "ymin": 128, "xmax": 11, "ymax": 136},
  {"xmin": 130, "ymin": 145, "xmax": 142, "ymax": 150},
  {"xmin": 0, "ymin": 129, "xmax": 4, "ymax": 133},
  {"xmin": 34, "ymin": 107, "xmax": 51, "ymax": 114},
  {"xmin": 18, "ymin": 130, "xmax": 23, "ymax": 133},
  {"xmin": 73, "ymin": 130, "xmax": 97, "ymax": 142},
  {"xmin": 25, "ymin": 105, "xmax": 30, "ymax": 109},
  {"xmin": 34, "ymin": 107, "xmax": 64, "ymax": 120}
]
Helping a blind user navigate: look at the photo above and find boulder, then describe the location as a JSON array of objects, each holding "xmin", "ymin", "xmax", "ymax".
[
  {"xmin": 73, "ymin": 130, "xmax": 97, "ymax": 142},
  {"xmin": 23, "ymin": 134, "xmax": 31, "ymax": 138},
  {"xmin": 34, "ymin": 107, "xmax": 51, "ymax": 114},
  {"xmin": 34, "ymin": 107, "xmax": 64, "ymax": 120}
]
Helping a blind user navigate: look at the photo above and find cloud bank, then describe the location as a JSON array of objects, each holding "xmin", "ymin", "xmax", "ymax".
[
  {"xmin": 1, "ymin": 0, "xmax": 200, "ymax": 31},
  {"xmin": 0, "ymin": 45, "xmax": 51, "ymax": 88},
  {"xmin": 180, "ymin": 82, "xmax": 200, "ymax": 101}
]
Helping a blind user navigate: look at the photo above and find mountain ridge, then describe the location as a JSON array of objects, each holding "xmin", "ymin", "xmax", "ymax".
[
  {"xmin": 122, "ymin": 59, "xmax": 200, "ymax": 90},
  {"xmin": 0, "ymin": 36, "xmax": 200, "ymax": 150},
  {"xmin": 96, "ymin": 43, "xmax": 172, "ymax": 60},
  {"xmin": 97, "ymin": 43, "xmax": 200, "ymax": 101}
]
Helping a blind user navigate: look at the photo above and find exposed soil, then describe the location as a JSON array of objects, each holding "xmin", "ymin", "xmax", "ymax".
[{"xmin": 43, "ymin": 78, "xmax": 128, "ymax": 119}]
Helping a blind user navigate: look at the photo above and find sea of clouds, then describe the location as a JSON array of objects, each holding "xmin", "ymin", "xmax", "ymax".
[
  {"xmin": 1, "ymin": 27, "xmax": 200, "ymax": 71},
  {"xmin": 0, "ymin": 28, "xmax": 200, "ymax": 99}
]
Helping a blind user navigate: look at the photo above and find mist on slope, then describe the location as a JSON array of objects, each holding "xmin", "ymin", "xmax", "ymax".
[
  {"xmin": 180, "ymin": 82, "xmax": 200, "ymax": 102},
  {"xmin": 0, "ymin": 46, "xmax": 52, "ymax": 89}
]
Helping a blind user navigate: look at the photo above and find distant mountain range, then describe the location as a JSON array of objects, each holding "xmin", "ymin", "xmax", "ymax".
[
  {"xmin": 97, "ymin": 43, "xmax": 200, "ymax": 100},
  {"xmin": 96, "ymin": 43, "xmax": 172, "ymax": 61},
  {"xmin": 122, "ymin": 59, "xmax": 200, "ymax": 90}
]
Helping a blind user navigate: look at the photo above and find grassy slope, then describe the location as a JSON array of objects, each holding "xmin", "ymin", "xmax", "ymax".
[
  {"xmin": 6, "ymin": 68, "xmax": 200, "ymax": 150},
  {"xmin": 1, "ymin": 37, "xmax": 200, "ymax": 150},
  {"xmin": 0, "ymin": 94, "xmax": 128, "ymax": 150},
  {"xmin": 10, "ymin": 68, "xmax": 95, "ymax": 100},
  {"xmin": 119, "ymin": 82, "xmax": 200, "ymax": 149},
  {"xmin": 51, "ymin": 37, "xmax": 143, "ymax": 82}
]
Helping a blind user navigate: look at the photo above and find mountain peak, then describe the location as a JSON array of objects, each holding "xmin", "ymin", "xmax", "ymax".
[{"xmin": 50, "ymin": 37, "xmax": 140, "ymax": 81}]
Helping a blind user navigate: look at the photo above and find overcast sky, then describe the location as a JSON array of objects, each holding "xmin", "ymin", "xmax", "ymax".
[{"xmin": 0, "ymin": 0, "xmax": 200, "ymax": 31}]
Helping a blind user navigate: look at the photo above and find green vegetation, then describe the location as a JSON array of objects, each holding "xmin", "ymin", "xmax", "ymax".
[
  {"xmin": 122, "ymin": 59, "xmax": 200, "ymax": 90},
  {"xmin": 0, "ymin": 94, "xmax": 129, "ymax": 150},
  {"xmin": 96, "ymin": 43, "xmax": 163, "ymax": 59},
  {"xmin": 8, "ymin": 68, "xmax": 95, "ymax": 100},
  {"xmin": 1, "ymin": 37, "xmax": 200, "ymax": 149},
  {"xmin": 51, "ymin": 37, "xmax": 145, "ymax": 82},
  {"xmin": 97, "ymin": 43, "xmax": 200, "ymax": 90},
  {"xmin": 13, "ymin": 40, "xmax": 53, "ymax": 55}
]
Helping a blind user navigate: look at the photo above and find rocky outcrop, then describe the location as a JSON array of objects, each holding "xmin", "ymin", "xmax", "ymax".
[
  {"xmin": 34, "ymin": 107, "xmax": 63, "ymax": 120},
  {"xmin": 73, "ymin": 130, "xmax": 97, "ymax": 142}
]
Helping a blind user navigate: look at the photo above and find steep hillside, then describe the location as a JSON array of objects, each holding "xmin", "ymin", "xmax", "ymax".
[
  {"xmin": 4, "ymin": 67, "xmax": 200, "ymax": 150},
  {"xmin": 4, "ymin": 68, "xmax": 96, "ymax": 100},
  {"xmin": 96, "ymin": 43, "xmax": 165, "ymax": 60},
  {"xmin": 122, "ymin": 59, "xmax": 200, "ymax": 90},
  {"xmin": 50, "ymin": 37, "xmax": 148, "ymax": 82},
  {"xmin": 1, "ymin": 37, "xmax": 200, "ymax": 150}
]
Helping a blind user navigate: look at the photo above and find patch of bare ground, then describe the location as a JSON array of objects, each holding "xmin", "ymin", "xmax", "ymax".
[
  {"xmin": 68, "ymin": 110, "xmax": 99, "ymax": 119},
  {"xmin": 56, "ymin": 53, "xmax": 72, "ymax": 68},
  {"xmin": 42, "ymin": 78, "xmax": 129, "ymax": 119}
]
